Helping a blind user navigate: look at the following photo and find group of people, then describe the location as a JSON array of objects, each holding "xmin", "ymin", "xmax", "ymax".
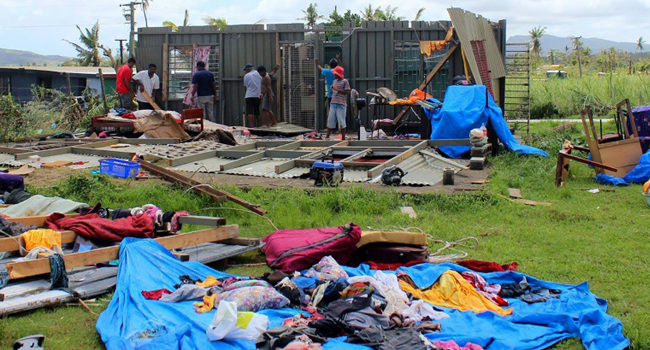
[
  {"xmin": 115, "ymin": 58, "xmax": 161, "ymax": 111},
  {"xmin": 114, "ymin": 55, "xmax": 352, "ymax": 138}
]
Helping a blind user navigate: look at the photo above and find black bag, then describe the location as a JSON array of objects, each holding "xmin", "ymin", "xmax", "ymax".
[{"xmin": 352, "ymin": 243, "xmax": 428, "ymax": 265}]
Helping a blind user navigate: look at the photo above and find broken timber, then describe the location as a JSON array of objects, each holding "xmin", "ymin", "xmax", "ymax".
[
  {"xmin": 5, "ymin": 225, "xmax": 240, "ymax": 279},
  {"xmin": 393, "ymin": 44, "xmax": 458, "ymax": 125},
  {"xmin": 138, "ymin": 160, "xmax": 267, "ymax": 215}
]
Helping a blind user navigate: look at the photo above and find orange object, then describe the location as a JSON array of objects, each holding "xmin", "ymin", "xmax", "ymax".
[
  {"xmin": 22, "ymin": 229, "xmax": 62, "ymax": 252},
  {"xmin": 644, "ymin": 179, "xmax": 650, "ymax": 193},
  {"xmin": 408, "ymin": 89, "xmax": 433, "ymax": 103},
  {"xmin": 420, "ymin": 28, "xmax": 454, "ymax": 57}
]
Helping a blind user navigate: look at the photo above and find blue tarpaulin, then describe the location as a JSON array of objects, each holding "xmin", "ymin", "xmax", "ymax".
[
  {"xmin": 425, "ymin": 85, "xmax": 548, "ymax": 158},
  {"xmin": 97, "ymin": 238, "xmax": 628, "ymax": 350},
  {"xmin": 593, "ymin": 149, "xmax": 650, "ymax": 185}
]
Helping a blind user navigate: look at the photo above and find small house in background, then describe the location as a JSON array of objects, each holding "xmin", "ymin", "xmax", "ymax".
[
  {"xmin": 545, "ymin": 70, "xmax": 567, "ymax": 79},
  {"xmin": 0, "ymin": 66, "xmax": 116, "ymax": 103}
]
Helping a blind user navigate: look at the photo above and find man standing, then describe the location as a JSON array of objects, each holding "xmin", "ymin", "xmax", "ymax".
[
  {"xmin": 132, "ymin": 64, "xmax": 160, "ymax": 110},
  {"xmin": 260, "ymin": 64, "xmax": 280, "ymax": 127},
  {"xmin": 315, "ymin": 56, "xmax": 342, "ymax": 118},
  {"xmin": 243, "ymin": 63, "xmax": 262, "ymax": 127},
  {"xmin": 191, "ymin": 61, "xmax": 217, "ymax": 122},
  {"xmin": 116, "ymin": 57, "xmax": 136, "ymax": 110},
  {"xmin": 326, "ymin": 66, "xmax": 351, "ymax": 140}
]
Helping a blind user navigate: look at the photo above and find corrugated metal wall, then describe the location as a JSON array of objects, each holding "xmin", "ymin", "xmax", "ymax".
[{"xmin": 138, "ymin": 19, "xmax": 505, "ymax": 129}]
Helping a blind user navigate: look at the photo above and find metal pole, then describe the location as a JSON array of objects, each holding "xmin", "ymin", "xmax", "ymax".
[
  {"xmin": 129, "ymin": 3, "xmax": 136, "ymax": 58},
  {"xmin": 115, "ymin": 39, "xmax": 127, "ymax": 65}
]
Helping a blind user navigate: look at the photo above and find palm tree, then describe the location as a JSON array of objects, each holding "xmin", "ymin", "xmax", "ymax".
[
  {"xmin": 163, "ymin": 9, "xmax": 189, "ymax": 32},
  {"xmin": 529, "ymin": 26, "xmax": 546, "ymax": 60},
  {"xmin": 64, "ymin": 21, "xmax": 102, "ymax": 67},
  {"xmin": 297, "ymin": 3, "xmax": 324, "ymax": 29},
  {"xmin": 204, "ymin": 16, "xmax": 227, "ymax": 31},
  {"xmin": 414, "ymin": 8, "xmax": 425, "ymax": 21},
  {"xmin": 637, "ymin": 37, "xmax": 646, "ymax": 52},
  {"xmin": 378, "ymin": 5, "xmax": 404, "ymax": 21},
  {"xmin": 361, "ymin": 5, "xmax": 382, "ymax": 21},
  {"xmin": 141, "ymin": 0, "xmax": 152, "ymax": 27}
]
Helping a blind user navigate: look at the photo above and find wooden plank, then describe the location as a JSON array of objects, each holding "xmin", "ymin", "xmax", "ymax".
[
  {"xmin": 220, "ymin": 152, "xmax": 265, "ymax": 171},
  {"xmin": 177, "ymin": 215, "xmax": 226, "ymax": 226},
  {"xmin": 5, "ymin": 225, "xmax": 240, "ymax": 279},
  {"xmin": 7, "ymin": 214, "xmax": 79, "ymax": 227},
  {"xmin": 14, "ymin": 147, "xmax": 73, "ymax": 160},
  {"xmin": 508, "ymin": 188, "xmax": 523, "ymax": 199},
  {"xmin": 169, "ymin": 150, "xmax": 218, "ymax": 167},
  {"xmin": 162, "ymin": 42, "xmax": 168, "ymax": 102},
  {"xmin": 141, "ymin": 90, "xmax": 162, "ymax": 110},
  {"xmin": 367, "ymin": 141, "xmax": 428, "ymax": 178},
  {"xmin": 41, "ymin": 160, "xmax": 72, "ymax": 168},
  {"xmin": 419, "ymin": 149, "xmax": 469, "ymax": 169},
  {"xmin": 0, "ymin": 230, "xmax": 76, "ymax": 253},
  {"xmin": 393, "ymin": 44, "xmax": 458, "ymax": 125}
]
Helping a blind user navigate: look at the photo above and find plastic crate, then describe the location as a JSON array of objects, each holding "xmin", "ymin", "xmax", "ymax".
[{"xmin": 98, "ymin": 159, "xmax": 140, "ymax": 178}]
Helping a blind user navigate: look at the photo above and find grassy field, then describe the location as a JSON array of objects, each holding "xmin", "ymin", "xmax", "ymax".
[
  {"xmin": 529, "ymin": 73, "xmax": 650, "ymax": 119},
  {"xmin": 1, "ymin": 121, "xmax": 649, "ymax": 349}
]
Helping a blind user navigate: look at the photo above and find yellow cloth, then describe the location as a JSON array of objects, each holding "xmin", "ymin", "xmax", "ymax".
[
  {"xmin": 399, "ymin": 270, "xmax": 512, "ymax": 316},
  {"xmin": 419, "ymin": 28, "xmax": 454, "ymax": 57},
  {"xmin": 194, "ymin": 293, "xmax": 219, "ymax": 313},
  {"xmin": 196, "ymin": 276, "xmax": 219, "ymax": 288},
  {"xmin": 21, "ymin": 229, "xmax": 62, "ymax": 252}
]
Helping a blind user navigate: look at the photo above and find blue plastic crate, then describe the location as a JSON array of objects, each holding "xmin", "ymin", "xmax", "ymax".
[{"xmin": 98, "ymin": 158, "xmax": 140, "ymax": 178}]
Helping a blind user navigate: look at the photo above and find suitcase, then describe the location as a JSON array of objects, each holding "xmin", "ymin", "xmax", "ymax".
[{"xmin": 352, "ymin": 243, "xmax": 428, "ymax": 265}]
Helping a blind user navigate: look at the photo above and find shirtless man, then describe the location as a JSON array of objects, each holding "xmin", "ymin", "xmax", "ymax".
[{"xmin": 259, "ymin": 64, "xmax": 280, "ymax": 127}]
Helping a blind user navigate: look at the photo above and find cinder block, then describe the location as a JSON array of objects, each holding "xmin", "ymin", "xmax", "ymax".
[
  {"xmin": 470, "ymin": 157, "xmax": 485, "ymax": 170},
  {"xmin": 470, "ymin": 146, "xmax": 488, "ymax": 157}
]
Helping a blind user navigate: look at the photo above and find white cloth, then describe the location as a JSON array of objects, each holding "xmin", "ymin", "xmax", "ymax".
[
  {"xmin": 348, "ymin": 272, "xmax": 411, "ymax": 315},
  {"xmin": 0, "ymin": 195, "xmax": 85, "ymax": 217},
  {"xmin": 133, "ymin": 70, "xmax": 160, "ymax": 103},
  {"xmin": 243, "ymin": 70, "xmax": 262, "ymax": 98},
  {"xmin": 401, "ymin": 300, "xmax": 449, "ymax": 321}
]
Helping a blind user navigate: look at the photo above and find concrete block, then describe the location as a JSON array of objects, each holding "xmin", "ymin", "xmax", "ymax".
[{"xmin": 470, "ymin": 157, "xmax": 485, "ymax": 170}]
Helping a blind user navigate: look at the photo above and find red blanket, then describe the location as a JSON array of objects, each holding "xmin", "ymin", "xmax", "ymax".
[
  {"xmin": 46, "ymin": 213, "xmax": 155, "ymax": 244},
  {"xmin": 456, "ymin": 259, "xmax": 519, "ymax": 273}
]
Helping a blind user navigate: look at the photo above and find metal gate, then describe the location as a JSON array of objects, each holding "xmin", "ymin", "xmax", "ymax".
[
  {"xmin": 282, "ymin": 43, "xmax": 316, "ymax": 129},
  {"xmin": 504, "ymin": 42, "xmax": 531, "ymax": 134}
]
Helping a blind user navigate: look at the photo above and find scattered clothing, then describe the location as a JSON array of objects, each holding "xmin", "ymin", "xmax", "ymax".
[
  {"xmin": 432, "ymin": 340, "xmax": 484, "ymax": 350},
  {"xmin": 456, "ymin": 260, "xmax": 519, "ymax": 273},
  {"xmin": 365, "ymin": 260, "xmax": 428, "ymax": 270},
  {"xmin": 419, "ymin": 28, "xmax": 454, "ymax": 58},
  {"xmin": 0, "ymin": 216, "xmax": 35, "ymax": 236},
  {"xmin": 304, "ymin": 256, "xmax": 349, "ymax": 281},
  {"xmin": 159, "ymin": 284, "xmax": 209, "ymax": 302},
  {"xmin": 142, "ymin": 289, "xmax": 172, "ymax": 300},
  {"xmin": 461, "ymin": 272, "xmax": 508, "ymax": 307},
  {"xmin": 4, "ymin": 188, "xmax": 30, "ymax": 204},
  {"xmin": 22, "ymin": 229, "xmax": 61, "ymax": 252},
  {"xmin": 0, "ymin": 195, "xmax": 85, "ymax": 217},
  {"xmin": 400, "ymin": 300, "xmax": 449, "ymax": 322},
  {"xmin": 257, "ymin": 325, "xmax": 328, "ymax": 350},
  {"xmin": 46, "ymin": 212, "xmax": 155, "ymax": 245},
  {"xmin": 499, "ymin": 277, "xmax": 561, "ymax": 303},
  {"xmin": 398, "ymin": 271, "xmax": 513, "ymax": 316},
  {"xmin": 194, "ymin": 286, "xmax": 290, "ymax": 313},
  {"xmin": 346, "ymin": 326, "xmax": 428, "ymax": 350}
]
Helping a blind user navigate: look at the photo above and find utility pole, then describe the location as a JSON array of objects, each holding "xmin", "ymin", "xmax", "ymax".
[
  {"xmin": 571, "ymin": 36, "xmax": 583, "ymax": 77},
  {"xmin": 120, "ymin": 2, "xmax": 142, "ymax": 59},
  {"xmin": 115, "ymin": 39, "xmax": 127, "ymax": 65}
]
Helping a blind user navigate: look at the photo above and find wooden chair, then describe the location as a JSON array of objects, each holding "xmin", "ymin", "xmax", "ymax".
[
  {"xmin": 181, "ymin": 108, "xmax": 204, "ymax": 132},
  {"xmin": 582, "ymin": 100, "xmax": 642, "ymax": 176}
]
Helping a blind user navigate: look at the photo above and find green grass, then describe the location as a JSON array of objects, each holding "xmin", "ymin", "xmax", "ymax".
[
  {"xmin": 529, "ymin": 74, "xmax": 650, "ymax": 119},
  {"xmin": 1, "ymin": 122, "xmax": 649, "ymax": 349}
]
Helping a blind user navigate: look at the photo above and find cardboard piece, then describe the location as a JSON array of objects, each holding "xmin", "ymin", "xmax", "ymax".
[{"xmin": 41, "ymin": 160, "xmax": 72, "ymax": 169}]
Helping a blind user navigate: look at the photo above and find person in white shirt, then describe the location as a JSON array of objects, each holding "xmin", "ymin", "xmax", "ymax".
[
  {"xmin": 133, "ymin": 64, "xmax": 160, "ymax": 110},
  {"xmin": 243, "ymin": 63, "xmax": 262, "ymax": 127}
]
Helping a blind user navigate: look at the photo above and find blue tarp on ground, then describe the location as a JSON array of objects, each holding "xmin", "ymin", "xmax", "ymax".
[
  {"xmin": 593, "ymin": 149, "xmax": 650, "ymax": 185},
  {"xmin": 96, "ymin": 238, "xmax": 628, "ymax": 350},
  {"xmin": 425, "ymin": 85, "xmax": 548, "ymax": 158}
]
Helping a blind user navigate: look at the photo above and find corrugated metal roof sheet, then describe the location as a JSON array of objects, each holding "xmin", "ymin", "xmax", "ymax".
[{"xmin": 224, "ymin": 159, "xmax": 294, "ymax": 178}]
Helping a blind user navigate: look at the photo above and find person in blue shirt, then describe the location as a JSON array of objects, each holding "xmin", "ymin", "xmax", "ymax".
[
  {"xmin": 315, "ymin": 55, "xmax": 343, "ymax": 128},
  {"xmin": 191, "ymin": 61, "xmax": 217, "ymax": 122}
]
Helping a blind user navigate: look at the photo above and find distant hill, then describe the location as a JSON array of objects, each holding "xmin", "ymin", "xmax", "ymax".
[
  {"xmin": 0, "ymin": 48, "xmax": 70, "ymax": 66},
  {"xmin": 507, "ymin": 34, "xmax": 639, "ymax": 54}
]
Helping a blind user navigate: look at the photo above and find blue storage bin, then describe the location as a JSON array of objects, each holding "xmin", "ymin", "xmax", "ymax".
[{"xmin": 98, "ymin": 159, "xmax": 140, "ymax": 178}]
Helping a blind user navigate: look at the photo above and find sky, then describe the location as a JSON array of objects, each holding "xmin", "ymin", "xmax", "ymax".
[{"xmin": 0, "ymin": 0, "xmax": 648, "ymax": 57}]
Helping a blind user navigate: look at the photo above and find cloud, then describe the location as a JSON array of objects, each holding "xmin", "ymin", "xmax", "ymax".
[{"xmin": 0, "ymin": 0, "xmax": 647, "ymax": 56}]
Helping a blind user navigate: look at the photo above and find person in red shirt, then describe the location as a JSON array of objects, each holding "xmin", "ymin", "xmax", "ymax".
[{"xmin": 116, "ymin": 57, "xmax": 136, "ymax": 110}]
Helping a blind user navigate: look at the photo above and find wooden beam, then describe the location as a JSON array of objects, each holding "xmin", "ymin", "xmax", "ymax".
[
  {"xmin": 169, "ymin": 150, "xmax": 218, "ymax": 167},
  {"xmin": 368, "ymin": 141, "xmax": 428, "ymax": 178},
  {"xmin": 141, "ymin": 90, "xmax": 162, "ymax": 110},
  {"xmin": 0, "ymin": 230, "xmax": 76, "ymax": 253},
  {"xmin": 6, "ymin": 214, "xmax": 79, "ymax": 227},
  {"xmin": 177, "ymin": 215, "xmax": 226, "ymax": 226},
  {"xmin": 341, "ymin": 148, "xmax": 373, "ymax": 162},
  {"xmin": 220, "ymin": 152, "xmax": 265, "ymax": 171},
  {"xmin": 5, "ymin": 225, "xmax": 240, "ymax": 279},
  {"xmin": 393, "ymin": 44, "xmax": 458, "ymax": 125},
  {"xmin": 14, "ymin": 147, "xmax": 73, "ymax": 160},
  {"xmin": 419, "ymin": 149, "xmax": 469, "ymax": 169}
]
